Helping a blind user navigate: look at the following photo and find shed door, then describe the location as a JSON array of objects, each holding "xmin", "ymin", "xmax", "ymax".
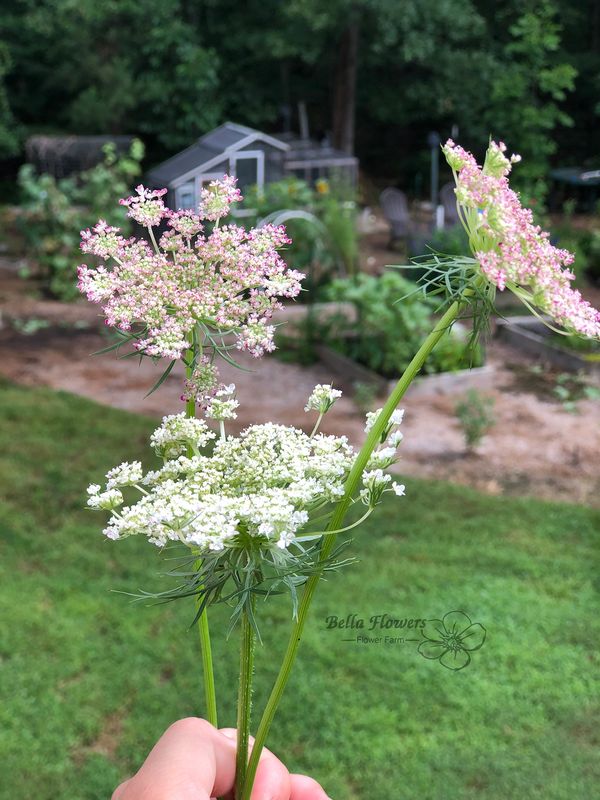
[{"xmin": 229, "ymin": 150, "xmax": 265, "ymax": 193}]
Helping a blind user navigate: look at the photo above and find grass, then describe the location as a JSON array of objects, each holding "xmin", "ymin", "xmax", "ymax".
[{"xmin": 0, "ymin": 380, "xmax": 599, "ymax": 799}]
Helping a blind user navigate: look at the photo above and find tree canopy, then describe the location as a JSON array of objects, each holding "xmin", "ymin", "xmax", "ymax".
[{"xmin": 0, "ymin": 0, "xmax": 597, "ymax": 185}]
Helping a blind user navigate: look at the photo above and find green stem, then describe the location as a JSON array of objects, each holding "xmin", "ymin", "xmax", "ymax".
[
  {"xmin": 235, "ymin": 595, "xmax": 256, "ymax": 800},
  {"xmin": 196, "ymin": 597, "xmax": 218, "ymax": 726},
  {"xmin": 241, "ymin": 296, "xmax": 467, "ymax": 800},
  {"xmin": 185, "ymin": 341, "xmax": 218, "ymax": 727}
]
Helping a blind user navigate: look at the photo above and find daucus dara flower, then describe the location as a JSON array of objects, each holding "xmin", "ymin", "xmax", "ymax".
[
  {"xmin": 87, "ymin": 386, "xmax": 407, "ymax": 556},
  {"xmin": 78, "ymin": 176, "xmax": 305, "ymax": 364},
  {"xmin": 119, "ymin": 185, "xmax": 168, "ymax": 227},
  {"xmin": 443, "ymin": 139, "xmax": 600, "ymax": 339},
  {"xmin": 181, "ymin": 356, "xmax": 219, "ymax": 405},
  {"xmin": 205, "ymin": 384, "xmax": 239, "ymax": 421},
  {"xmin": 304, "ymin": 384, "xmax": 343, "ymax": 414}
]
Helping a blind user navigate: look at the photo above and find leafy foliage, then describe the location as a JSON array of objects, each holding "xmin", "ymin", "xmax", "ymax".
[
  {"xmin": 455, "ymin": 389, "xmax": 495, "ymax": 449},
  {"xmin": 320, "ymin": 272, "xmax": 482, "ymax": 377},
  {"xmin": 16, "ymin": 141, "xmax": 143, "ymax": 300},
  {"xmin": 0, "ymin": 40, "xmax": 18, "ymax": 157},
  {"xmin": 0, "ymin": 0, "xmax": 221, "ymax": 154},
  {"xmin": 0, "ymin": 0, "xmax": 584, "ymax": 183},
  {"xmin": 485, "ymin": 1, "xmax": 576, "ymax": 196}
]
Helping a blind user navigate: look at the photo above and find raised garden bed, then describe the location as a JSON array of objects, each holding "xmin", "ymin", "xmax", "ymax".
[
  {"xmin": 315, "ymin": 343, "xmax": 495, "ymax": 398},
  {"xmin": 495, "ymin": 316, "xmax": 600, "ymax": 374}
]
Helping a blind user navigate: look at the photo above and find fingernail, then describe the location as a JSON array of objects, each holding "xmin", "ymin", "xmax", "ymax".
[{"xmin": 221, "ymin": 730, "xmax": 236, "ymax": 740}]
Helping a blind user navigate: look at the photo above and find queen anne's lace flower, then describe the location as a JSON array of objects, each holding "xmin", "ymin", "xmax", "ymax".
[
  {"xmin": 181, "ymin": 357, "xmax": 219, "ymax": 405},
  {"xmin": 150, "ymin": 413, "xmax": 215, "ymax": 458},
  {"xmin": 86, "ymin": 387, "xmax": 407, "ymax": 555},
  {"xmin": 78, "ymin": 177, "xmax": 304, "ymax": 362},
  {"xmin": 364, "ymin": 407, "xmax": 405, "ymax": 443},
  {"xmin": 106, "ymin": 461, "xmax": 143, "ymax": 489},
  {"xmin": 443, "ymin": 139, "xmax": 600, "ymax": 339},
  {"xmin": 119, "ymin": 185, "xmax": 168, "ymax": 227},
  {"xmin": 304, "ymin": 384, "xmax": 342, "ymax": 414},
  {"xmin": 205, "ymin": 385, "xmax": 239, "ymax": 421},
  {"xmin": 87, "ymin": 485, "xmax": 124, "ymax": 510}
]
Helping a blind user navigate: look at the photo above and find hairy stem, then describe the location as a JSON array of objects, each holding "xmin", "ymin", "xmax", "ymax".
[
  {"xmin": 235, "ymin": 595, "xmax": 257, "ymax": 800},
  {"xmin": 241, "ymin": 296, "xmax": 466, "ymax": 799}
]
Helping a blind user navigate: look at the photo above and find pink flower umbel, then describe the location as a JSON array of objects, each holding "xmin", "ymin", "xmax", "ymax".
[
  {"xmin": 78, "ymin": 177, "xmax": 304, "ymax": 364},
  {"xmin": 443, "ymin": 139, "xmax": 600, "ymax": 339}
]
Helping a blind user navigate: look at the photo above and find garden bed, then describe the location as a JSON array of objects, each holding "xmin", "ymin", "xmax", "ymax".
[
  {"xmin": 316, "ymin": 342, "xmax": 495, "ymax": 398},
  {"xmin": 495, "ymin": 315, "xmax": 600, "ymax": 374}
]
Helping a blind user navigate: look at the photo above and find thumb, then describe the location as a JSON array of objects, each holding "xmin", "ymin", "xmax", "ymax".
[{"xmin": 113, "ymin": 718, "xmax": 237, "ymax": 800}]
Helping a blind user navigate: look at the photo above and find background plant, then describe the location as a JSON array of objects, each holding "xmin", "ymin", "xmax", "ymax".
[
  {"xmin": 455, "ymin": 389, "xmax": 495, "ymax": 449},
  {"xmin": 552, "ymin": 372, "xmax": 600, "ymax": 413},
  {"xmin": 320, "ymin": 272, "xmax": 482, "ymax": 377},
  {"xmin": 0, "ymin": 0, "xmax": 588, "ymax": 188},
  {"xmin": 17, "ymin": 140, "xmax": 143, "ymax": 300}
]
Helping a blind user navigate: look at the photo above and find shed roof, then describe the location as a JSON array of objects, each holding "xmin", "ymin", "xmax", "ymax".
[{"xmin": 146, "ymin": 122, "xmax": 288, "ymax": 187}]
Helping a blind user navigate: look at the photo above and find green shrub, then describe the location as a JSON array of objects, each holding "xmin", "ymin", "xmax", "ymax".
[
  {"xmin": 17, "ymin": 140, "xmax": 144, "ymax": 300},
  {"xmin": 455, "ymin": 389, "xmax": 495, "ymax": 449},
  {"xmin": 320, "ymin": 272, "xmax": 481, "ymax": 377}
]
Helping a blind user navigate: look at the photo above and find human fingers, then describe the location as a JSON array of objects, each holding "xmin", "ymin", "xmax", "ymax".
[{"xmin": 116, "ymin": 717, "xmax": 237, "ymax": 800}]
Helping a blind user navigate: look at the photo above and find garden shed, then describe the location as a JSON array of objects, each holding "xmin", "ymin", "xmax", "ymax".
[{"xmin": 146, "ymin": 122, "xmax": 359, "ymax": 213}]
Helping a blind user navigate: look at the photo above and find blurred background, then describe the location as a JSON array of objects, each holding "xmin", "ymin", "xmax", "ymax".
[{"xmin": 0, "ymin": 2, "xmax": 599, "ymax": 799}]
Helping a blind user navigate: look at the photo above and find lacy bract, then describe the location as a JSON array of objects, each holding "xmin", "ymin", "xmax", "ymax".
[{"xmin": 87, "ymin": 386, "xmax": 405, "ymax": 557}]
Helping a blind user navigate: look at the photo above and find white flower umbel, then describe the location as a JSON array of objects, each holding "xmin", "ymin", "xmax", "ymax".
[
  {"xmin": 304, "ymin": 384, "xmax": 343, "ymax": 437},
  {"xmin": 150, "ymin": 413, "xmax": 216, "ymax": 458},
  {"xmin": 304, "ymin": 384, "xmax": 342, "ymax": 414},
  {"xmin": 205, "ymin": 384, "xmax": 240, "ymax": 422},
  {"xmin": 105, "ymin": 461, "xmax": 143, "ymax": 489},
  {"xmin": 86, "ymin": 386, "xmax": 406, "ymax": 558}
]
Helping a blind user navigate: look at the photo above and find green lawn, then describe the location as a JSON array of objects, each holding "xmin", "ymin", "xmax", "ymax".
[{"xmin": 0, "ymin": 380, "xmax": 599, "ymax": 800}]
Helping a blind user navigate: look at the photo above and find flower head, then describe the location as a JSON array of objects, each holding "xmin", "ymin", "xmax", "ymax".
[
  {"xmin": 365, "ymin": 407, "xmax": 405, "ymax": 443},
  {"xmin": 150, "ymin": 413, "xmax": 215, "ymax": 458},
  {"xmin": 199, "ymin": 175, "xmax": 242, "ymax": 221},
  {"xmin": 119, "ymin": 185, "xmax": 168, "ymax": 227},
  {"xmin": 87, "ymin": 396, "xmax": 406, "ymax": 554},
  {"xmin": 443, "ymin": 139, "xmax": 600, "ymax": 339},
  {"xmin": 78, "ymin": 178, "xmax": 305, "ymax": 364},
  {"xmin": 205, "ymin": 384, "xmax": 239, "ymax": 421},
  {"xmin": 304, "ymin": 384, "xmax": 343, "ymax": 414}
]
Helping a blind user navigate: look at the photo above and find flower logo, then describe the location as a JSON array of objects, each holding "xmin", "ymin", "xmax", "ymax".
[{"xmin": 418, "ymin": 611, "xmax": 486, "ymax": 670}]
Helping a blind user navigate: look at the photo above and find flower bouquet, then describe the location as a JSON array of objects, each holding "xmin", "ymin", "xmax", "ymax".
[{"xmin": 80, "ymin": 143, "xmax": 599, "ymax": 798}]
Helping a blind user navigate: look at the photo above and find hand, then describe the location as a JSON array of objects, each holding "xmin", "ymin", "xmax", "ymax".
[{"xmin": 112, "ymin": 717, "xmax": 332, "ymax": 800}]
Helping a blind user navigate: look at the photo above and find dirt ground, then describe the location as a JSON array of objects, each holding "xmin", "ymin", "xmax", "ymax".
[{"xmin": 1, "ymin": 258, "xmax": 599, "ymax": 507}]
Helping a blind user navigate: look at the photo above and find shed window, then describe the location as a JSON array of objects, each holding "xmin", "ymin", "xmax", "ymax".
[{"xmin": 175, "ymin": 182, "xmax": 195, "ymax": 210}]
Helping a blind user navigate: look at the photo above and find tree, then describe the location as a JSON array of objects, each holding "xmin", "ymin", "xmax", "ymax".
[
  {"xmin": 0, "ymin": 0, "xmax": 221, "ymax": 154},
  {"xmin": 0, "ymin": 41, "xmax": 19, "ymax": 157},
  {"xmin": 484, "ymin": 0, "xmax": 577, "ymax": 185}
]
